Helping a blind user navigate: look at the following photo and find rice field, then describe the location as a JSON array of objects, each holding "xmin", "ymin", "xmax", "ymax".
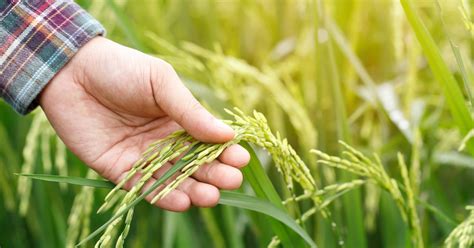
[{"xmin": 0, "ymin": 0, "xmax": 473, "ymax": 247}]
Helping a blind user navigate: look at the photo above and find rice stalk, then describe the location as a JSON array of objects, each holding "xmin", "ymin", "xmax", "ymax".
[
  {"xmin": 55, "ymin": 136, "xmax": 68, "ymax": 190},
  {"xmin": 340, "ymin": 0, "xmax": 364, "ymax": 95},
  {"xmin": 0, "ymin": 124, "xmax": 18, "ymax": 211},
  {"xmin": 326, "ymin": 17, "xmax": 416, "ymax": 143},
  {"xmin": 199, "ymin": 208, "xmax": 226, "ymax": 248},
  {"xmin": 226, "ymin": 108, "xmax": 317, "ymax": 196},
  {"xmin": 364, "ymin": 183, "xmax": 380, "ymax": 231},
  {"xmin": 401, "ymin": 0, "xmax": 474, "ymax": 154},
  {"xmin": 278, "ymin": 179, "xmax": 366, "ymax": 238},
  {"xmin": 433, "ymin": 2, "xmax": 474, "ymax": 117},
  {"xmin": 311, "ymin": 142, "xmax": 424, "ymax": 247},
  {"xmin": 18, "ymin": 110, "xmax": 71, "ymax": 215},
  {"xmin": 397, "ymin": 153, "xmax": 423, "ymax": 248},
  {"xmin": 147, "ymin": 39, "xmax": 317, "ymax": 157},
  {"xmin": 459, "ymin": 2, "xmax": 473, "ymax": 37},
  {"xmin": 311, "ymin": 142, "xmax": 406, "ymax": 219},
  {"xmin": 315, "ymin": 1, "xmax": 367, "ymax": 245},
  {"xmin": 0, "ymin": 158, "xmax": 15, "ymax": 210},
  {"xmin": 298, "ymin": 181, "xmax": 365, "ymax": 224},
  {"xmin": 41, "ymin": 127, "xmax": 53, "ymax": 173},
  {"xmin": 445, "ymin": 206, "xmax": 474, "ymax": 248},
  {"xmin": 458, "ymin": 129, "xmax": 474, "ymax": 152},
  {"xmin": 184, "ymin": 43, "xmax": 317, "ymax": 153},
  {"xmin": 392, "ymin": 0, "xmax": 405, "ymax": 66},
  {"xmin": 282, "ymin": 180, "xmax": 365, "ymax": 205},
  {"xmin": 91, "ymin": 108, "xmax": 320, "ymax": 247},
  {"xmin": 18, "ymin": 111, "xmax": 45, "ymax": 215},
  {"xmin": 66, "ymin": 170, "xmax": 97, "ymax": 248}
]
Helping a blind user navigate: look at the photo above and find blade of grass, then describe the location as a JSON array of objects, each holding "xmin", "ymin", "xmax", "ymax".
[
  {"xmin": 326, "ymin": 18, "xmax": 414, "ymax": 143},
  {"xmin": 400, "ymin": 0, "xmax": 474, "ymax": 154},
  {"xmin": 315, "ymin": 1, "xmax": 367, "ymax": 246},
  {"xmin": 416, "ymin": 199, "xmax": 456, "ymax": 228},
  {"xmin": 220, "ymin": 205, "xmax": 245, "ymax": 248},
  {"xmin": 106, "ymin": 0, "xmax": 147, "ymax": 52},
  {"xmin": 22, "ymin": 142, "xmax": 316, "ymax": 247},
  {"xmin": 451, "ymin": 45, "xmax": 473, "ymax": 108},
  {"xmin": 16, "ymin": 173, "xmax": 115, "ymax": 189},
  {"xmin": 23, "ymin": 168, "xmax": 453, "ymax": 248},
  {"xmin": 0, "ymin": 158, "xmax": 15, "ymax": 210},
  {"xmin": 176, "ymin": 212, "xmax": 202, "ymax": 248},
  {"xmin": 434, "ymin": 151, "xmax": 474, "ymax": 169},
  {"xmin": 219, "ymin": 191, "xmax": 317, "ymax": 248},
  {"xmin": 240, "ymin": 141, "xmax": 311, "ymax": 248},
  {"xmin": 21, "ymin": 174, "xmax": 317, "ymax": 247},
  {"xmin": 199, "ymin": 208, "xmax": 226, "ymax": 248},
  {"xmin": 162, "ymin": 211, "xmax": 178, "ymax": 248},
  {"xmin": 33, "ymin": 179, "xmax": 58, "ymax": 247},
  {"xmin": 435, "ymin": 0, "xmax": 474, "ymax": 109},
  {"xmin": 380, "ymin": 193, "xmax": 409, "ymax": 248}
]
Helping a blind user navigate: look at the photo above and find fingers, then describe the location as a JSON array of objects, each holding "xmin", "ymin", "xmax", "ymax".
[
  {"xmin": 152, "ymin": 163, "xmax": 219, "ymax": 208},
  {"xmin": 191, "ymin": 160, "xmax": 242, "ymax": 190},
  {"xmin": 115, "ymin": 168, "xmax": 191, "ymax": 212},
  {"xmin": 142, "ymin": 178, "xmax": 191, "ymax": 212},
  {"xmin": 218, "ymin": 144, "xmax": 250, "ymax": 168},
  {"xmin": 177, "ymin": 177, "xmax": 220, "ymax": 207},
  {"xmin": 175, "ymin": 144, "xmax": 249, "ymax": 189},
  {"xmin": 149, "ymin": 59, "xmax": 234, "ymax": 143},
  {"xmin": 113, "ymin": 144, "xmax": 250, "ymax": 211}
]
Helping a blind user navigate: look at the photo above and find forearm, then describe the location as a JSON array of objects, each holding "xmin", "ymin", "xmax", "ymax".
[{"xmin": 0, "ymin": 0, "xmax": 104, "ymax": 114}]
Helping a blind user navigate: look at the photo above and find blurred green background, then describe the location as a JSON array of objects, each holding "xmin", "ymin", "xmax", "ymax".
[{"xmin": 0, "ymin": 0, "xmax": 473, "ymax": 247}]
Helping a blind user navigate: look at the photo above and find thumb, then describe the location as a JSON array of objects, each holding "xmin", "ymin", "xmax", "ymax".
[{"xmin": 151, "ymin": 60, "xmax": 234, "ymax": 143}]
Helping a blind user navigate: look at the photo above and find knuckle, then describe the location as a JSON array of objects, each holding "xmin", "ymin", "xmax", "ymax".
[
  {"xmin": 157, "ymin": 59, "xmax": 176, "ymax": 80},
  {"xmin": 160, "ymin": 60, "xmax": 175, "ymax": 74},
  {"xmin": 204, "ymin": 161, "xmax": 219, "ymax": 180},
  {"xmin": 149, "ymin": 58, "xmax": 176, "ymax": 88}
]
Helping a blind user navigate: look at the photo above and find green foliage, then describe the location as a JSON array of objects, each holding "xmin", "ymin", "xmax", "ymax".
[
  {"xmin": 445, "ymin": 206, "xmax": 474, "ymax": 248},
  {"xmin": 18, "ymin": 172, "xmax": 316, "ymax": 248},
  {"xmin": 1, "ymin": 0, "xmax": 473, "ymax": 247}
]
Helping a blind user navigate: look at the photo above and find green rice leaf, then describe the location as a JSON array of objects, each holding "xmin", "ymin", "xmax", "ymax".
[
  {"xmin": 219, "ymin": 191, "xmax": 317, "ymax": 248},
  {"xmin": 15, "ymin": 173, "xmax": 114, "ymax": 189},
  {"xmin": 400, "ymin": 0, "xmax": 474, "ymax": 154},
  {"xmin": 240, "ymin": 142, "xmax": 311, "ymax": 248},
  {"xmin": 162, "ymin": 211, "xmax": 179, "ymax": 248},
  {"xmin": 17, "ymin": 141, "xmax": 316, "ymax": 248},
  {"xmin": 18, "ymin": 172, "xmax": 317, "ymax": 248},
  {"xmin": 106, "ymin": 0, "xmax": 147, "ymax": 52}
]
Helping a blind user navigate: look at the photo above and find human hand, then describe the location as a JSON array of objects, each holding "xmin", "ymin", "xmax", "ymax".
[{"xmin": 39, "ymin": 37, "xmax": 250, "ymax": 211}]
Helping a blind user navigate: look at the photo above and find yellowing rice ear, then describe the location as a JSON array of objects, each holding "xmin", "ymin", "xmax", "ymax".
[
  {"xmin": 311, "ymin": 143, "xmax": 426, "ymax": 246},
  {"xmin": 445, "ymin": 206, "xmax": 474, "ymax": 248},
  {"xmin": 84, "ymin": 108, "xmax": 322, "ymax": 248},
  {"xmin": 7, "ymin": 1, "xmax": 473, "ymax": 247}
]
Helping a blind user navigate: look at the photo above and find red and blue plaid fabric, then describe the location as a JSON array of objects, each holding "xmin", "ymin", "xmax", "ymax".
[{"xmin": 0, "ymin": 0, "xmax": 104, "ymax": 114}]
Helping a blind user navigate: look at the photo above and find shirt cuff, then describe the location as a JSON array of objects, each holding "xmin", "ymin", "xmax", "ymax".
[{"xmin": 0, "ymin": 0, "xmax": 105, "ymax": 114}]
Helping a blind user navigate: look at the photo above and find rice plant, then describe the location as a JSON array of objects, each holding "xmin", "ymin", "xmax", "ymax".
[
  {"xmin": 445, "ymin": 206, "xmax": 474, "ymax": 248},
  {"xmin": 84, "ymin": 108, "xmax": 321, "ymax": 247},
  {"xmin": 311, "ymin": 144, "xmax": 423, "ymax": 247},
  {"xmin": 1, "ymin": 0, "xmax": 473, "ymax": 247},
  {"xmin": 17, "ymin": 111, "xmax": 68, "ymax": 215}
]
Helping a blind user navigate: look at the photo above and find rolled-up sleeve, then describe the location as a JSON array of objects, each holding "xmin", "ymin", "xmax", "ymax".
[{"xmin": 0, "ymin": 0, "xmax": 105, "ymax": 114}]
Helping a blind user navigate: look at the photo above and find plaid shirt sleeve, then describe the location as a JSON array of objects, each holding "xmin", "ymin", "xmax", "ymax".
[{"xmin": 0, "ymin": 0, "xmax": 105, "ymax": 114}]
